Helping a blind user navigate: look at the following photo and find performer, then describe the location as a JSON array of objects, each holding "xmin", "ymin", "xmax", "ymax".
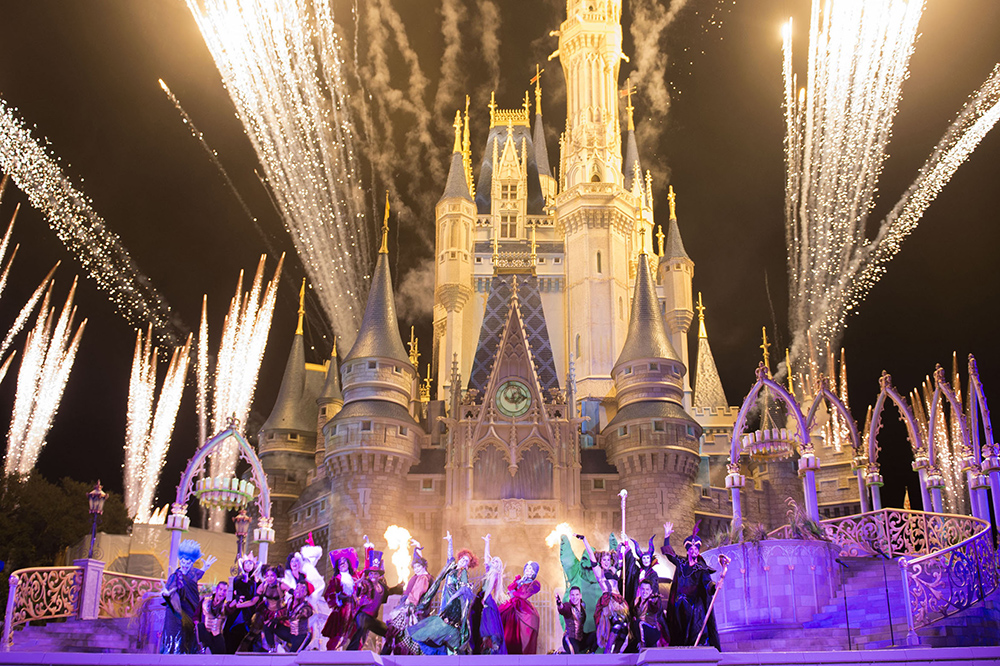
[
  {"xmin": 580, "ymin": 534, "xmax": 629, "ymax": 654},
  {"xmin": 661, "ymin": 521, "xmax": 721, "ymax": 650},
  {"xmin": 198, "ymin": 581, "xmax": 228, "ymax": 654},
  {"xmin": 471, "ymin": 533, "xmax": 507, "ymax": 655},
  {"xmin": 272, "ymin": 581, "xmax": 315, "ymax": 652},
  {"xmin": 630, "ymin": 580, "xmax": 665, "ymax": 650},
  {"xmin": 407, "ymin": 531, "xmax": 479, "ymax": 655},
  {"xmin": 281, "ymin": 534, "xmax": 329, "ymax": 650},
  {"xmin": 556, "ymin": 586, "xmax": 594, "ymax": 654},
  {"xmin": 226, "ymin": 552, "xmax": 261, "ymax": 653},
  {"xmin": 500, "ymin": 561, "xmax": 541, "ymax": 654},
  {"xmin": 346, "ymin": 549, "xmax": 403, "ymax": 650},
  {"xmin": 257, "ymin": 565, "xmax": 287, "ymax": 652},
  {"xmin": 624, "ymin": 536, "xmax": 660, "ymax": 612},
  {"xmin": 382, "ymin": 539, "xmax": 433, "ymax": 655},
  {"xmin": 160, "ymin": 539, "xmax": 217, "ymax": 654},
  {"xmin": 321, "ymin": 547, "xmax": 359, "ymax": 650},
  {"xmin": 558, "ymin": 534, "xmax": 601, "ymax": 635}
]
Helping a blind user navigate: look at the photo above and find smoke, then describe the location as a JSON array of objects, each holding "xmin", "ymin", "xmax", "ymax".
[
  {"xmin": 432, "ymin": 0, "xmax": 469, "ymax": 133},
  {"xmin": 475, "ymin": 0, "xmax": 503, "ymax": 93},
  {"xmin": 396, "ymin": 258, "xmax": 436, "ymax": 322},
  {"xmin": 627, "ymin": 0, "xmax": 689, "ymax": 195}
]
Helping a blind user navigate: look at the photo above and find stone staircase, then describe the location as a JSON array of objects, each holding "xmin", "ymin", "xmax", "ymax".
[{"xmin": 8, "ymin": 618, "xmax": 137, "ymax": 653}]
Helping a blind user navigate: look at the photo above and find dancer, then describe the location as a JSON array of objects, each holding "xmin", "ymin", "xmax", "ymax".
[
  {"xmin": 559, "ymin": 534, "xmax": 601, "ymax": 634},
  {"xmin": 273, "ymin": 581, "xmax": 315, "ymax": 652},
  {"xmin": 321, "ymin": 547, "xmax": 358, "ymax": 650},
  {"xmin": 160, "ymin": 539, "xmax": 217, "ymax": 654},
  {"xmin": 226, "ymin": 552, "xmax": 261, "ymax": 653},
  {"xmin": 580, "ymin": 534, "xmax": 629, "ymax": 653},
  {"xmin": 661, "ymin": 521, "xmax": 722, "ymax": 650},
  {"xmin": 382, "ymin": 539, "xmax": 433, "ymax": 655},
  {"xmin": 198, "ymin": 581, "xmax": 228, "ymax": 654},
  {"xmin": 630, "ymin": 579, "xmax": 665, "ymax": 650},
  {"xmin": 281, "ymin": 534, "xmax": 329, "ymax": 649},
  {"xmin": 407, "ymin": 531, "xmax": 479, "ymax": 655},
  {"xmin": 471, "ymin": 533, "xmax": 507, "ymax": 655},
  {"xmin": 256, "ymin": 565, "xmax": 286, "ymax": 652},
  {"xmin": 624, "ymin": 536, "xmax": 660, "ymax": 612},
  {"xmin": 556, "ymin": 586, "xmax": 594, "ymax": 654},
  {"xmin": 500, "ymin": 561, "xmax": 541, "ymax": 654},
  {"xmin": 346, "ymin": 549, "xmax": 403, "ymax": 650}
]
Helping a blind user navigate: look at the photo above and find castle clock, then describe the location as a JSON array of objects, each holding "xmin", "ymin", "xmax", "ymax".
[{"xmin": 496, "ymin": 379, "xmax": 532, "ymax": 418}]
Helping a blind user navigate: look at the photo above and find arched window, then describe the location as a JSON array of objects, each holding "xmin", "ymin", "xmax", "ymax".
[
  {"xmin": 596, "ymin": 251, "xmax": 602, "ymax": 274},
  {"xmin": 450, "ymin": 220, "xmax": 460, "ymax": 248},
  {"xmin": 575, "ymin": 334, "xmax": 581, "ymax": 358}
]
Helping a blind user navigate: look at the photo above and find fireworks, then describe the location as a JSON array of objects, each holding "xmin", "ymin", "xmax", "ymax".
[
  {"xmin": 186, "ymin": 0, "xmax": 371, "ymax": 348},
  {"xmin": 782, "ymin": 1, "xmax": 1000, "ymax": 371},
  {"xmin": 0, "ymin": 99, "xmax": 182, "ymax": 345},
  {"xmin": 4, "ymin": 278, "xmax": 86, "ymax": 477},
  {"xmin": 124, "ymin": 327, "xmax": 193, "ymax": 523},
  {"xmin": 384, "ymin": 524, "xmax": 412, "ymax": 585}
]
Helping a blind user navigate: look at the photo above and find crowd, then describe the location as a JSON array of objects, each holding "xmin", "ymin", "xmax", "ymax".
[{"xmin": 159, "ymin": 521, "xmax": 729, "ymax": 655}]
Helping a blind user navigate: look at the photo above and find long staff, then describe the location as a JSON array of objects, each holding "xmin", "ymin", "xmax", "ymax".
[{"xmin": 694, "ymin": 553, "xmax": 731, "ymax": 646}]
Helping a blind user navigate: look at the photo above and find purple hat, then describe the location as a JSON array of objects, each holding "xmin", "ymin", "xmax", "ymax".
[
  {"xmin": 683, "ymin": 520, "xmax": 703, "ymax": 549},
  {"xmin": 365, "ymin": 549, "xmax": 385, "ymax": 574},
  {"xmin": 329, "ymin": 547, "xmax": 359, "ymax": 572}
]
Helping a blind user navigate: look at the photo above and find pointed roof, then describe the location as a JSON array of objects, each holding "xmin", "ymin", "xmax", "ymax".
[
  {"xmin": 344, "ymin": 249, "xmax": 409, "ymax": 365},
  {"xmin": 318, "ymin": 340, "xmax": 343, "ymax": 405},
  {"xmin": 664, "ymin": 186, "xmax": 690, "ymax": 260},
  {"xmin": 614, "ymin": 253, "xmax": 681, "ymax": 370},
  {"xmin": 533, "ymin": 113, "xmax": 552, "ymax": 178},
  {"xmin": 692, "ymin": 295, "xmax": 729, "ymax": 410},
  {"xmin": 623, "ymin": 129, "xmax": 641, "ymax": 190},
  {"xmin": 261, "ymin": 328, "xmax": 314, "ymax": 433},
  {"xmin": 441, "ymin": 148, "xmax": 472, "ymax": 202}
]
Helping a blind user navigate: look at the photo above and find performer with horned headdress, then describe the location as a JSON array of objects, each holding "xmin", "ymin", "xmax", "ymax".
[
  {"xmin": 661, "ymin": 521, "xmax": 723, "ymax": 650},
  {"xmin": 623, "ymin": 535, "xmax": 660, "ymax": 614},
  {"xmin": 161, "ymin": 539, "xmax": 217, "ymax": 654}
]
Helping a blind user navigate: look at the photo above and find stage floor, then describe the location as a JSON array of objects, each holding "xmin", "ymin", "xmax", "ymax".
[{"xmin": 1, "ymin": 646, "xmax": 1000, "ymax": 666}]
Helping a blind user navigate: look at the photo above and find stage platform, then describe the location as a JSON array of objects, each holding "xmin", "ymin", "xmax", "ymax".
[{"xmin": 2, "ymin": 647, "xmax": 1000, "ymax": 666}]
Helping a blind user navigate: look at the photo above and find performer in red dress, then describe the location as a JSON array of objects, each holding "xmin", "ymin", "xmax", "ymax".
[
  {"xmin": 500, "ymin": 561, "xmax": 541, "ymax": 654},
  {"xmin": 321, "ymin": 547, "xmax": 359, "ymax": 650}
]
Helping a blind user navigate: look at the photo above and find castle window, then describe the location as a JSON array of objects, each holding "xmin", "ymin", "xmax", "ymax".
[
  {"xmin": 289, "ymin": 433, "xmax": 298, "ymax": 440},
  {"xmin": 399, "ymin": 426, "xmax": 408, "ymax": 436},
  {"xmin": 592, "ymin": 478, "xmax": 606, "ymax": 491},
  {"xmin": 306, "ymin": 507, "xmax": 313, "ymax": 517},
  {"xmin": 344, "ymin": 364, "xmax": 352, "ymax": 374},
  {"xmin": 596, "ymin": 251, "xmax": 602, "ymax": 274},
  {"xmin": 500, "ymin": 214, "xmax": 517, "ymax": 238},
  {"xmin": 476, "ymin": 256, "xmax": 483, "ymax": 264},
  {"xmin": 653, "ymin": 421, "xmax": 665, "ymax": 432},
  {"xmin": 421, "ymin": 478, "xmax": 434, "ymax": 491},
  {"xmin": 686, "ymin": 426, "xmax": 696, "ymax": 437},
  {"xmin": 538, "ymin": 257, "xmax": 545, "ymax": 264},
  {"xmin": 501, "ymin": 184, "xmax": 517, "ymax": 201},
  {"xmin": 393, "ymin": 365, "xmax": 402, "ymax": 374},
  {"xmin": 554, "ymin": 257, "xmax": 561, "ymax": 264},
  {"xmin": 368, "ymin": 361, "xmax": 377, "ymax": 369},
  {"xmin": 331, "ymin": 424, "xmax": 338, "ymax": 435},
  {"xmin": 624, "ymin": 366, "xmax": 633, "ymax": 375},
  {"xmin": 575, "ymin": 334, "xmax": 581, "ymax": 358},
  {"xmin": 361, "ymin": 421, "xmax": 373, "ymax": 431},
  {"xmin": 618, "ymin": 426, "xmax": 628, "ymax": 437},
  {"xmin": 650, "ymin": 363, "xmax": 659, "ymax": 371}
]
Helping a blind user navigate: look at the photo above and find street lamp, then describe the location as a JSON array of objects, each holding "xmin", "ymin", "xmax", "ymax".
[
  {"xmin": 233, "ymin": 509, "xmax": 252, "ymax": 559},
  {"xmin": 87, "ymin": 481, "xmax": 108, "ymax": 560}
]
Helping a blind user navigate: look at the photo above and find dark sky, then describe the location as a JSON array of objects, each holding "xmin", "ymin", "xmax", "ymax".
[{"xmin": 0, "ymin": 0, "xmax": 997, "ymax": 514}]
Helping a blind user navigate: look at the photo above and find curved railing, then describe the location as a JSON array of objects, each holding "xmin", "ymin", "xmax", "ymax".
[
  {"xmin": 98, "ymin": 572, "xmax": 163, "ymax": 619},
  {"xmin": 2, "ymin": 566, "xmax": 82, "ymax": 647},
  {"xmin": 768, "ymin": 508, "xmax": 998, "ymax": 639}
]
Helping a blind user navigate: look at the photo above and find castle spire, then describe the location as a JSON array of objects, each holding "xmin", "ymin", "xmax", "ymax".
[
  {"xmin": 379, "ymin": 192, "xmax": 390, "ymax": 254},
  {"xmin": 441, "ymin": 116, "xmax": 473, "ymax": 203},
  {"xmin": 614, "ymin": 252, "xmax": 681, "ymax": 370},
  {"xmin": 318, "ymin": 335, "xmax": 344, "ymax": 408},
  {"xmin": 532, "ymin": 64, "xmax": 545, "ymax": 116},
  {"xmin": 261, "ymin": 305, "xmax": 312, "ymax": 433},
  {"xmin": 692, "ymin": 293, "xmax": 729, "ymax": 411},
  {"xmin": 532, "ymin": 66, "xmax": 553, "ymax": 179},
  {"xmin": 462, "ymin": 95, "xmax": 474, "ymax": 196},
  {"xmin": 296, "ymin": 278, "xmax": 305, "ymax": 335},
  {"xmin": 452, "ymin": 110, "xmax": 462, "ymax": 153},
  {"xmin": 760, "ymin": 326, "xmax": 771, "ymax": 371},
  {"xmin": 621, "ymin": 79, "xmax": 641, "ymax": 190},
  {"xmin": 663, "ymin": 186, "xmax": 690, "ymax": 260},
  {"xmin": 655, "ymin": 224, "xmax": 665, "ymax": 258}
]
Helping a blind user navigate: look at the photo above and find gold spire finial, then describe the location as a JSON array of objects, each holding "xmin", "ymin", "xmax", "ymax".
[
  {"xmin": 452, "ymin": 110, "xmax": 462, "ymax": 153},
  {"xmin": 296, "ymin": 278, "xmax": 306, "ymax": 335},
  {"xmin": 668, "ymin": 185, "xmax": 677, "ymax": 221},
  {"xmin": 463, "ymin": 95, "xmax": 474, "ymax": 197},
  {"xmin": 488, "ymin": 91, "xmax": 497, "ymax": 128},
  {"xmin": 331, "ymin": 335, "xmax": 338, "ymax": 358},
  {"xmin": 379, "ymin": 192, "xmax": 390, "ymax": 254},
  {"xmin": 531, "ymin": 64, "xmax": 545, "ymax": 116},
  {"xmin": 408, "ymin": 325, "xmax": 420, "ymax": 368},
  {"xmin": 696, "ymin": 292, "xmax": 706, "ymax": 338},
  {"xmin": 620, "ymin": 77, "xmax": 636, "ymax": 131},
  {"xmin": 420, "ymin": 363, "xmax": 432, "ymax": 403},
  {"xmin": 530, "ymin": 221, "xmax": 537, "ymax": 264},
  {"xmin": 785, "ymin": 347, "xmax": 794, "ymax": 393},
  {"xmin": 760, "ymin": 326, "xmax": 771, "ymax": 371},
  {"xmin": 523, "ymin": 90, "xmax": 531, "ymax": 118},
  {"xmin": 655, "ymin": 224, "xmax": 665, "ymax": 258}
]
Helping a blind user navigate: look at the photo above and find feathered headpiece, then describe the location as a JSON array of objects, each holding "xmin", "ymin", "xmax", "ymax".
[{"xmin": 684, "ymin": 520, "xmax": 703, "ymax": 549}]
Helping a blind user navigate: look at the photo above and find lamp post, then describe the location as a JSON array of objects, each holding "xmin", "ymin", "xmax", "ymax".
[
  {"xmin": 87, "ymin": 481, "xmax": 108, "ymax": 560},
  {"xmin": 233, "ymin": 509, "xmax": 251, "ymax": 559}
]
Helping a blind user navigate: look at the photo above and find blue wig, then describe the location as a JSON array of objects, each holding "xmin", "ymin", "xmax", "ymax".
[{"xmin": 178, "ymin": 539, "xmax": 202, "ymax": 562}]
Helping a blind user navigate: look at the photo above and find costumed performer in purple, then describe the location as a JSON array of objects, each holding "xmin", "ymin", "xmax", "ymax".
[
  {"xmin": 556, "ymin": 586, "xmax": 594, "ymax": 654},
  {"xmin": 199, "ymin": 581, "xmax": 229, "ymax": 654},
  {"xmin": 624, "ymin": 535, "xmax": 660, "ymax": 612},
  {"xmin": 630, "ymin": 579, "xmax": 666, "ymax": 650},
  {"xmin": 407, "ymin": 530, "xmax": 479, "ymax": 655},
  {"xmin": 382, "ymin": 539, "xmax": 433, "ymax": 655},
  {"xmin": 161, "ymin": 539, "xmax": 217, "ymax": 654},
  {"xmin": 273, "ymin": 581, "xmax": 315, "ymax": 652},
  {"xmin": 661, "ymin": 521, "xmax": 727, "ymax": 650},
  {"xmin": 580, "ymin": 534, "xmax": 629, "ymax": 653},
  {"xmin": 226, "ymin": 551, "xmax": 261, "ymax": 653},
  {"xmin": 346, "ymin": 548, "xmax": 403, "ymax": 650},
  {"xmin": 500, "ymin": 560, "xmax": 541, "ymax": 654},
  {"xmin": 471, "ymin": 533, "xmax": 507, "ymax": 655},
  {"xmin": 322, "ymin": 546, "xmax": 359, "ymax": 650}
]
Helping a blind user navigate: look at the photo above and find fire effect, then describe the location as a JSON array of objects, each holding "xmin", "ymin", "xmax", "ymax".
[
  {"xmin": 384, "ymin": 524, "xmax": 412, "ymax": 585},
  {"xmin": 545, "ymin": 522, "xmax": 575, "ymax": 548}
]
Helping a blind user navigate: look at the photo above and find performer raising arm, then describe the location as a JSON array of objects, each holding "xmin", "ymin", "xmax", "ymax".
[{"xmin": 661, "ymin": 521, "xmax": 723, "ymax": 650}]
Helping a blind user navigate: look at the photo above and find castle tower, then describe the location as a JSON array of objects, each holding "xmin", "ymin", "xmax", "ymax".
[
  {"xmin": 602, "ymin": 252, "xmax": 701, "ymax": 540},
  {"xmin": 258, "ymin": 281, "xmax": 324, "ymax": 564},
  {"xmin": 658, "ymin": 187, "xmax": 695, "ymax": 407},
  {"xmin": 323, "ymin": 212, "xmax": 422, "ymax": 552},
  {"xmin": 434, "ymin": 113, "xmax": 476, "ymax": 400},
  {"xmin": 315, "ymin": 338, "xmax": 343, "ymax": 467},
  {"xmin": 532, "ymin": 68, "xmax": 557, "ymax": 202}
]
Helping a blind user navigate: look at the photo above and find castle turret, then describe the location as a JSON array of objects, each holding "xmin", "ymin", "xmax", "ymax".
[
  {"xmin": 259, "ymin": 281, "xmax": 324, "ymax": 564},
  {"xmin": 315, "ymin": 338, "xmax": 343, "ymax": 466},
  {"xmin": 434, "ymin": 113, "xmax": 476, "ymax": 400},
  {"xmin": 657, "ymin": 186, "xmax": 695, "ymax": 407},
  {"xmin": 532, "ymin": 67, "xmax": 557, "ymax": 202},
  {"xmin": 603, "ymin": 252, "xmax": 701, "ymax": 540},
  {"xmin": 324, "ymin": 209, "xmax": 421, "ymax": 552}
]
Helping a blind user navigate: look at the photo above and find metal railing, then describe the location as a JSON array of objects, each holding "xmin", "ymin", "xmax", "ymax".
[
  {"xmin": 3, "ymin": 566, "xmax": 82, "ymax": 649},
  {"xmin": 99, "ymin": 571, "xmax": 163, "ymax": 619}
]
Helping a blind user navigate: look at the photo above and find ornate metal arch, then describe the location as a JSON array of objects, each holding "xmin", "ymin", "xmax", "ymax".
[
  {"xmin": 968, "ymin": 355, "xmax": 995, "ymax": 463},
  {"xmin": 805, "ymin": 377, "xmax": 861, "ymax": 452},
  {"xmin": 728, "ymin": 363, "xmax": 810, "ymax": 466},
  {"xmin": 927, "ymin": 365, "xmax": 971, "ymax": 471},
  {"xmin": 867, "ymin": 371, "xmax": 924, "ymax": 471}
]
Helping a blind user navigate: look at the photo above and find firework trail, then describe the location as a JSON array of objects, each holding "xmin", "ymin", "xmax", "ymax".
[
  {"xmin": 783, "ymin": 1, "xmax": 1000, "ymax": 371},
  {"xmin": 0, "ymin": 99, "xmax": 182, "ymax": 345},
  {"xmin": 124, "ymin": 327, "xmax": 192, "ymax": 523},
  {"xmin": 4, "ymin": 278, "xmax": 86, "ymax": 478},
  {"xmin": 186, "ymin": 0, "xmax": 369, "ymax": 348}
]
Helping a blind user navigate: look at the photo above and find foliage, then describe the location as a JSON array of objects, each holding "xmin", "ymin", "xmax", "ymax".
[
  {"xmin": 785, "ymin": 497, "xmax": 828, "ymax": 540},
  {"xmin": 707, "ymin": 520, "xmax": 767, "ymax": 549},
  {"xmin": 0, "ymin": 474, "xmax": 129, "ymax": 612}
]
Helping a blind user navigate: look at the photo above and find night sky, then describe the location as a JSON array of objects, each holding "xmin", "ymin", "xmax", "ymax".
[{"xmin": 0, "ymin": 0, "xmax": 997, "ymax": 516}]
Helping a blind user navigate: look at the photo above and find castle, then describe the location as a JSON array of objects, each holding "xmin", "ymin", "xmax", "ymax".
[{"xmin": 254, "ymin": 0, "xmax": 863, "ymax": 579}]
